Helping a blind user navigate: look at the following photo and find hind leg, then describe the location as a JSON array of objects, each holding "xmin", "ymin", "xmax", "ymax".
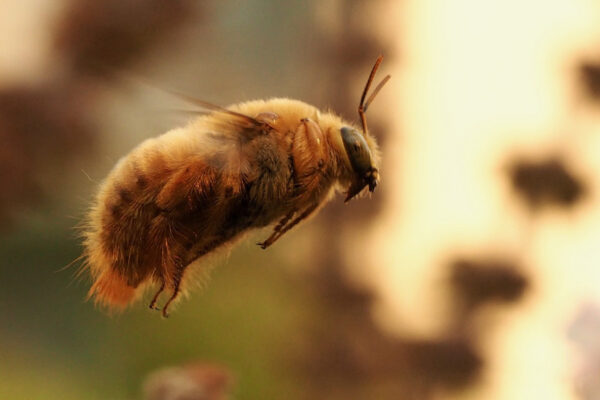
[
  {"xmin": 160, "ymin": 242, "xmax": 220, "ymax": 317},
  {"xmin": 161, "ymin": 262, "xmax": 186, "ymax": 318},
  {"xmin": 148, "ymin": 280, "xmax": 165, "ymax": 310}
]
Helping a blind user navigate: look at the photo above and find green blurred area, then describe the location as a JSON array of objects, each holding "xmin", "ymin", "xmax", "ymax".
[{"xmin": 0, "ymin": 209, "xmax": 312, "ymax": 399}]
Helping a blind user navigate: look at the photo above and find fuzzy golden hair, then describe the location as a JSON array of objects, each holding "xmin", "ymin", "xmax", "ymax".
[{"xmin": 82, "ymin": 57, "xmax": 388, "ymax": 317}]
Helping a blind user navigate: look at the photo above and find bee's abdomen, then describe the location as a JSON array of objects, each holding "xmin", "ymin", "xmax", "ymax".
[
  {"xmin": 85, "ymin": 148, "xmax": 177, "ymax": 308},
  {"xmin": 84, "ymin": 128, "xmax": 294, "ymax": 310}
]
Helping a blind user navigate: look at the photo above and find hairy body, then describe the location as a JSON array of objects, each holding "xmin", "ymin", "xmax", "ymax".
[
  {"xmin": 84, "ymin": 98, "xmax": 379, "ymax": 314},
  {"xmin": 83, "ymin": 56, "xmax": 388, "ymax": 316}
]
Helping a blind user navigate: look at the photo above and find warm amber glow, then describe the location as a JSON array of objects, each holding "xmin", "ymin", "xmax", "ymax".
[{"xmin": 361, "ymin": 0, "xmax": 600, "ymax": 399}]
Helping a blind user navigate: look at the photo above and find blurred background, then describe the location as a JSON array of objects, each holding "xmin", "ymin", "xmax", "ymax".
[{"xmin": 2, "ymin": 0, "xmax": 600, "ymax": 399}]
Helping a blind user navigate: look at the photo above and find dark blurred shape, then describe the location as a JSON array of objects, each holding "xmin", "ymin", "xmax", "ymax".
[
  {"xmin": 143, "ymin": 363, "xmax": 231, "ymax": 400},
  {"xmin": 450, "ymin": 258, "xmax": 528, "ymax": 312},
  {"xmin": 0, "ymin": 82, "xmax": 94, "ymax": 222},
  {"xmin": 55, "ymin": 0, "xmax": 198, "ymax": 76},
  {"xmin": 295, "ymin": 264, "xmax": 483, "ymax": 399},
  {"xmin": 325, "ymin": 36, "xmax": 386, "ymax": 69},
  {"xmin": 311, "ymin": 260, "xmax": 375, "ymax": 311},
  {"xmin": 293, "ymin": 2, "xmax": 485, "ymax": 397},
  {"xmin": 404, "ymin": 338, "xmax": 482, "ymax": 389},
  {"xmin": 0, "ymin": 0, "xmax": 203, "ymax": 225},
  {"xmin": 509, "ymin": 157, "xmax": 584, "ymax": 210},
  {"xmin": 580, "ymin": 63, "xmax": 600, "ymax": 101}
]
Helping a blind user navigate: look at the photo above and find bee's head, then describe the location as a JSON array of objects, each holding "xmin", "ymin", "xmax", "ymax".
[
  {"xmin": 339, "ymin": 55, "xmax": 389, "ymax": 202},
  {"xmin": 340, "ymin": 126, "xmax": 379, "ymax": 202}
]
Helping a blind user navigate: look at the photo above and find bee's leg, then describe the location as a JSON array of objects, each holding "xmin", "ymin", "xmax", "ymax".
[
  {"xmin": 161, "ymin": 285, "xmax": 180, "ymax": 318},
  {"xmin": 148, "ymin": 280, "xmax": 165, "ymax": 310},
  {"xmin": 257, "ymin": 210, "xmax": 296, "ymax": 249},
  {"xmin": 258, "ymin": 203, "xmax": 318, "ymax": 249},
  {"xmin": 272, "ymin": 210, "xmax": 296, "ymax": 233},
  {"xmin": 161, "ymin": 263, "xmax": 186, "ymax": 318}
]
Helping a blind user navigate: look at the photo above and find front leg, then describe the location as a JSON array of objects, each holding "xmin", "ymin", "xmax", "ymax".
[
  {"xmin": 258, "ymin": 203, "xmax": 318, "ymax": 249},
  {"xmin": 258, "ymin": 118, "xmax": 327, "ymax": 249},
  {"xmin": 257, "ymin": 210, "xmax": 296, "ymax": 249}
]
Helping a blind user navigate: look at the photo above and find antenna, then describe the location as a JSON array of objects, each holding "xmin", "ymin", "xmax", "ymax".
[{"xmin": 358, "ymin": 55, "xmax": 391, "ymax": 137}]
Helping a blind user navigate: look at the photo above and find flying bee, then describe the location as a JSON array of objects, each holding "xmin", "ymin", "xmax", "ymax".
[{"xmin": 83, "ymin": 56, "xmax": 390, "ymax": 317}]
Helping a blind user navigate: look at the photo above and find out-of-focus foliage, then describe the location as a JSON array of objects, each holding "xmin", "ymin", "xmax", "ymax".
[
  {"xmin": 0, "ymin": 0, "xmax": 201, "ymax": 225},
  {"xmin": 55, "ymin": 0, "xmax": 199, "ymax": 77},
  {"xmin": 508, "ymin": 157, "xmax": 585, "ymax": 211},
  {"xmin": 580, "ymin": 62, "xmax": 600, "ymax": 102},
  {"xmin": 0, "ymin": 83, "xmax": 94, "ymax": 222},
  {"xmin": 294, "ymin": 265, "xmax": 483, "ymax": 400},
  {"xmin": 2, "ymin": 0, "xmax": 600, "ymax": 399},
  {"xmin": 450, "ymin": 258, "xmax": 528, "ymax": 312}
]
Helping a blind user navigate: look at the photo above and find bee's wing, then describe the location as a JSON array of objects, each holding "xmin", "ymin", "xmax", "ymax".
[
  {"xmin": 164, "ymin": 89, "xmax": 273, "ymax": 139},
  {"xmin": 159, "ymin": 90, "xmax": 286, "ymax": 207}
]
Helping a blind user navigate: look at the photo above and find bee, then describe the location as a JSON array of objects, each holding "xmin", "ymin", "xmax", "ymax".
[{"xmin": 83, "ymin": 56, "xmax": 390, "ymax": 317}]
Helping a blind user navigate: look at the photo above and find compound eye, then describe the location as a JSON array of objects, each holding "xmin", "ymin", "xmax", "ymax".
[{"xmin": 340, "ymin": 126, "xmax": 372, "ymax": 176}]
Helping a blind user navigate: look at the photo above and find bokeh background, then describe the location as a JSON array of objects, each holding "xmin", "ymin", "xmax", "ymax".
[{"xmin": 2, "ymin": 0, "xmax": 600, "ymax": 399}]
